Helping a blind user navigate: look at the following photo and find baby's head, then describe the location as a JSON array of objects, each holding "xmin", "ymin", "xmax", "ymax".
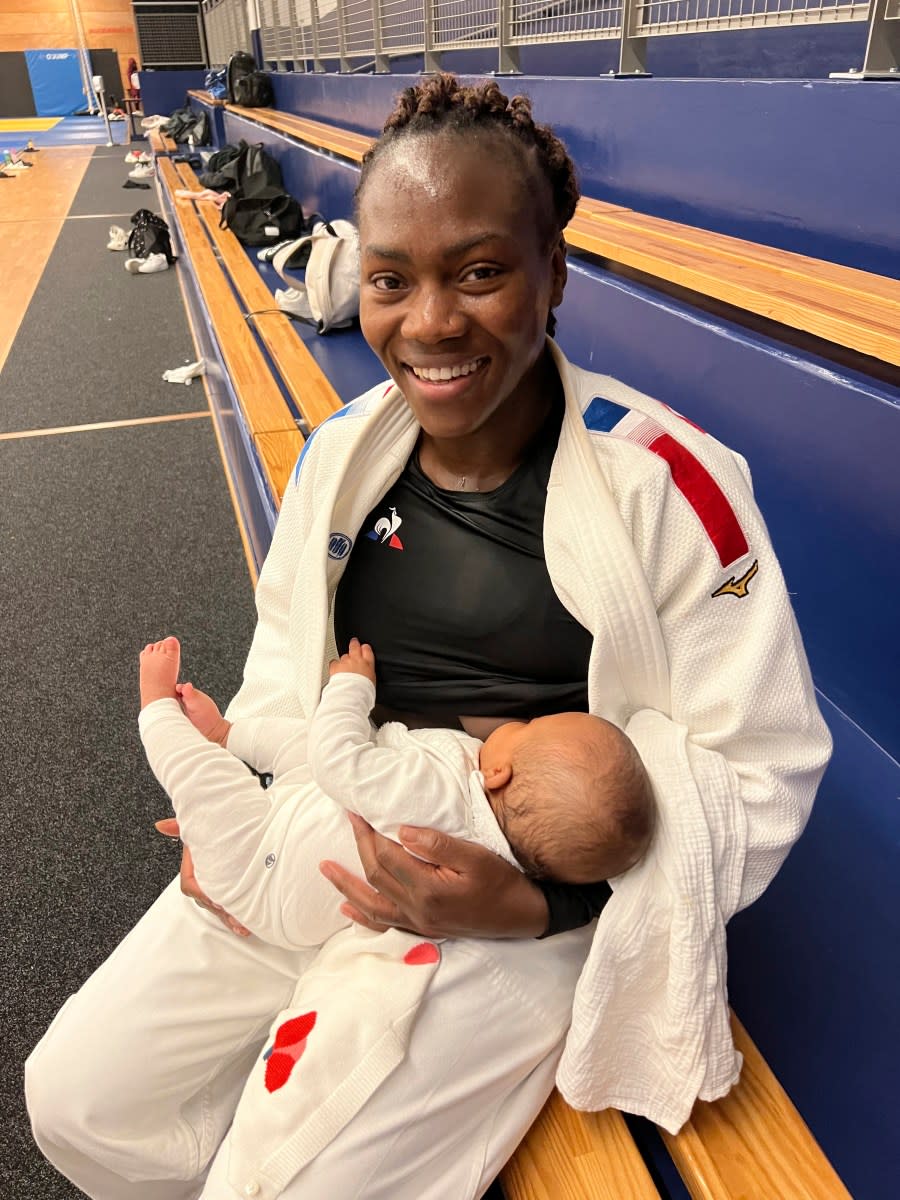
[{"xmin": 479, "ymin": 713, "xmax": 654, "ymax": 884}]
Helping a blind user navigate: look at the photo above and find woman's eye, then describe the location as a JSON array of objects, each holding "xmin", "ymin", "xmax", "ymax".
[{"xmin": 462, "ymin": 265, "xmax": 500, "ymax": 284}]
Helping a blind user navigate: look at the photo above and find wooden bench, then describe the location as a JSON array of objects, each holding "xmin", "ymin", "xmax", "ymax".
[
  {"xmin": 166, "ymin": 101, "xmax": 863, "ymax": 1199},
  {"xmin": 155, "ymin": 155, "xmax": 314, "ymax": 506},
  {"xmin": 148, "ymin": 127, "xmax": 176, "ymax": 155},
  {"xmin": 499, "ymin": 1013, "xmax": 853, "ymax": 1200},
  {"xmin": 221, "ymin": 103, "xmax": 900, "ymax": 372},
  {"xmin": 187, "ymin": 88, "xmax": 225, "ymax": 108},
  {"xmin": 168, "ymin": 158, "xmax": 343, "ymax": 436}
]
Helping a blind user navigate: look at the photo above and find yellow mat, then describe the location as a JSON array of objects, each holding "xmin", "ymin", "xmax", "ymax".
[{"xmin": 0, "ymin": 118, "xmax": 62, "ymax": 132}]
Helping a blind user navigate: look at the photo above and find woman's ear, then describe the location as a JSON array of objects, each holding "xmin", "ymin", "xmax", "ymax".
[
  {"xmin": 549, "ymin": 234, "xmax": 568, "ymax": 310},
  {"xmin": 483, "ymin": 762, "xmax": 512, "ymax": 790}
]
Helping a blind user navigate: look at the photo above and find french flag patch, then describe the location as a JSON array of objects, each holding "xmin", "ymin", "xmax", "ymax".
[{"xmin": 584, "ymin": 397, "xmax": 749, "ymax": 569}]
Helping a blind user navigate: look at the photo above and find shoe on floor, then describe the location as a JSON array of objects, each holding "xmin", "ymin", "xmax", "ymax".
[
  {"xmin": 107, "ymin": 225, "xmax": 128, "ymax": 250},
  {"xmin": 125, "ymin": 253, "xmax": 169, "ymax": 274},
  {"xmin": 129, "ymin": 162, "xmax": 155, "ymax": 180},
  {"xmin": 125, "ymin": 150, "xmax": 152, "ymax": 164},
  {"xmin": 123, "ymin": 179, "xmax": 151, "ymax": 189}
]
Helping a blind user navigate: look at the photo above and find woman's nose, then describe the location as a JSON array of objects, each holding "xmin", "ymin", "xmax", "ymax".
[{"xmin": 400, "ymin": 285, "xmax": 466, "ymax": 343}]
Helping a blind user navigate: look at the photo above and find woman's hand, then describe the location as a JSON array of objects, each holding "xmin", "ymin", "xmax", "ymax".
[
  {"xmin": 154, "ymin": 818, "xmax": 250, "ymax": 936},
  {"xmin": 320, "ymin": 814, "xmax": 549, "ymax": 939}
]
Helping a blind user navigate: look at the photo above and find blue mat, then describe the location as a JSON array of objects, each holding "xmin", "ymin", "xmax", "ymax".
[{"xmin": 0, "ymin": 115, "xmax": 131, "ymax": 152}]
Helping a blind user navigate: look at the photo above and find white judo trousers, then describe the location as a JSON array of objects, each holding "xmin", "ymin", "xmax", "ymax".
[{"xmin": 26, "ymin": 877, "xmax": 594, "ymax": 1200}]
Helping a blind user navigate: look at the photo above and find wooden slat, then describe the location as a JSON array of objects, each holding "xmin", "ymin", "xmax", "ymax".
[
  {"xmin": 586, "ymin": 207, "xmax": 900, "ymax": 311},
  {"xmin": 224, "ymin": 103, "xmax": 372, "ymax": 162},
  {"xmin": 148, "ymin": 128, "xmax": 176, "ymax": 154},
  {"xmin": 155, "ymin": 157, "xmax": 303, "ymax": 503},
  {"xmin": 253, "ymin": 430, "xmax": 305, "ymax": 506},
  {"xmin": 660, "ymin": 1014, "xmax": 854, "ymax": 1200},
  {"xmin": 565, "ymin": 210, "xmax": 900, "ymax": 367},
  {"xmin": 500, "ymin": 1091, "xmax": 658, "ymax": 1200},
  {"xmin": 171, "ymin": 161, "xmax": 342, "ymax": 431},
  {"xmin": 187, "ymin": 88, "xmax": 224, "ymax": 107}
]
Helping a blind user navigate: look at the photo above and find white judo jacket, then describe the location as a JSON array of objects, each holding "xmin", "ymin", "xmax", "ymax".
[{"xmin": 226, "ymin": 341, "xmax": 832, "ymax": 1133}]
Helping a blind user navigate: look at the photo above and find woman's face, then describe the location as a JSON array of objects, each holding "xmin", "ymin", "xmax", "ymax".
[{"xmin": 358, "ymin": 132, "xmax": 566, "ymax": 441}]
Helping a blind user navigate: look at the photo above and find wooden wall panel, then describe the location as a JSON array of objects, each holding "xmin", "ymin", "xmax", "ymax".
[{"xmin": 0, "ymin": 0, "xmax": 138, "ymax": 95}]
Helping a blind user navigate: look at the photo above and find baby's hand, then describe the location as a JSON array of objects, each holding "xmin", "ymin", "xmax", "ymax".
[
  {"xmin": 329, "ymin": 638, "xmax": 376, "ymax": 685},
  {"xmin": 177, "ymin": 682, "xmax": 231, "ymax": 747}
]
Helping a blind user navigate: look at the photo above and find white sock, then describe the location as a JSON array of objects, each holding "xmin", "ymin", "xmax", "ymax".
[
  {"xmin": 107, "ymin": 225, "xmax": 128, "ymax": 250},
  {"xmin": 162, "ymin": 359, "xmax": 205, "ymax": 384}
]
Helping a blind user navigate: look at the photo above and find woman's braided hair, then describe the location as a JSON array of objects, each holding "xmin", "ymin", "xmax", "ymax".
[{"xmin": 355, "ymin": 74, "xmax": 580, "ymax": 335}]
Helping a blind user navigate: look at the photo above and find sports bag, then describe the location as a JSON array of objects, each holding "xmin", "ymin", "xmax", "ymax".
[
  {"xmin": 226, "ymin": 50, "xmax": 256, "ymax": 104},
  {"xmin": 272, "ymin": 219, "xmax": 360, "ymax": 333},
  {"xmin": 127, "ymin": 209, "xmax": 176, "ymax": 263},
  {"xmin": 233, "ymin": 70, "xmax": 273, "ymax": 109},
  {"xmin": 204, "ymin": 67, "xmax": 227, "ymax": 101},
  {"xmin": 221, "ymin": 187, "xmax": 305, "ymax": 246},
  {"xmin": 197, "ymin": 140, "xmax": 281, "ymax": 195}
]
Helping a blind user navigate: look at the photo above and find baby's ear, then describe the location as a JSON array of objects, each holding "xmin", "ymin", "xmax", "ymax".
[{"xmin": 483, "ymin": 763, "xmax": 512, "ymax": 790}]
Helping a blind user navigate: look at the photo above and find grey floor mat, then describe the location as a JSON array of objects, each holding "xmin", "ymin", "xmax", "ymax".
[
  {"xmin": 0, "ymin": 212, "xmax": 199, "ymax": 433},
  {"xmin": 1, "ymin": 418, "xmax": 256, "ymax": 1197}
]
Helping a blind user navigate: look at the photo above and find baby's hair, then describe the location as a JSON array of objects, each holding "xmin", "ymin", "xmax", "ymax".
[
  {"xmin": 354, "ymin": 73, "xmax": 580, "ymax": 336},
  {"xmin": 502, "ymin": 725, "xmax": 655, "ymax": 884}
]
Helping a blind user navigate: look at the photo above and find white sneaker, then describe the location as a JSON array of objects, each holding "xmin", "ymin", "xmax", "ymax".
[
  {"xmin": 125, "ymin": 253, "xmax": 169, "ymax": 274},
  {"xmin": 124, "ymin": 151, "xmax": 152, "ymax": 164},
  {"xmin": 107, "ymin": 225, "xmax": 128, "ymax": 250},
  {"xmin": 129, "ymin": 163, "xmax": 155, "ymax": 180}
]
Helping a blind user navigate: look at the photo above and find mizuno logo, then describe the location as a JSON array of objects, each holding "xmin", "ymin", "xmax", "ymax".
[
  {"xmin": 366, "ymin": 506, "xmax": 404, "ymax": 550},
  {"xmin": 712, "ymin": 559, "xmax": 758, "ymax": 599}
]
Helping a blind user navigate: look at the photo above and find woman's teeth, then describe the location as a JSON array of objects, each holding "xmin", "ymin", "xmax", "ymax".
[{"xmin": 409, "ymin": 359, "xmax": 484, "ymax": 382}]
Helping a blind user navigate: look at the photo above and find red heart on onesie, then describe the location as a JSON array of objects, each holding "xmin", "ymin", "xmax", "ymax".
[
  {"xmin": 403, "ymin": 942, "xmax": 440, "ymax": 966},
  {"xmin": 264, "ymin": 1011, "xmax": 317, "ymax": 1093}
]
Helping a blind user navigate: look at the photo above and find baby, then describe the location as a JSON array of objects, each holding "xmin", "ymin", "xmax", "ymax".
[
  {"xmin": 138, "ymin": 636, "xmax": 654, "ymax": 947},
  {"xmin": 137, "ymin": 638, "xmax": 657, "ymax": 945}
]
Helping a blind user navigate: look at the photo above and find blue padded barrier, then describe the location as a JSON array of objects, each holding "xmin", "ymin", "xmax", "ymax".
[
  {"xmin": 271, "ymin": 73, "xmax": 900, "ymax": 280},
  {"xmin": 139, "ymin": 70, "xmax": 206, "ymax": 124}
]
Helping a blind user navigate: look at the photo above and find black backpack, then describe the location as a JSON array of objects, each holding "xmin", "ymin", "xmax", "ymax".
[
  {"xmin": 197, "ymin": 140, "xmax": 282, "ymax": 195},
  {"xmin": 240, "ymin": 141, "xmax": 283, "ymax": 196},
  {"xmin": 226, "ymin": 51, "xmax": 256, "ymax": 104},
  {"xmin": 196, "ymin": 142, "xmax": 244, "ymax": 191},
  {"xmin": 127, "ymin": 210, "xmax": 176, "ymax": 263},
  {"xmin": 220, "ymin": 187, "xmax": 305, "ymax": 246},
  {"xmin": 233, "ymin": 71, "xmax": 273, "ymax": 109}
]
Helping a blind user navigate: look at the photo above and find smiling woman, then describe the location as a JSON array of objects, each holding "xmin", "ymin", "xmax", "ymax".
[{"xmin": 26, "ymin": 74, "xmax": 831, "ymax": 1200}]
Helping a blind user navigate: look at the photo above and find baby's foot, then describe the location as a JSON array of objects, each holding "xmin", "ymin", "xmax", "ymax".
[{"xmin": 140, "ymin": 636, "xmax": 181, "ymax": 709}]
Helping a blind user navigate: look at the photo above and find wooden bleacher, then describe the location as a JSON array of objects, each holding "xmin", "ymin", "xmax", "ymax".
[
  {"xmin": 149, "ymin": 100, "xmax": 864, "ymax": 1200},
  {"xmin": 221, "ymin": 100, "xmax": 900, "ymax": 371},
  {"xmin": 147, "ymin": 127, "xmax": 177, "ymax": 155}
]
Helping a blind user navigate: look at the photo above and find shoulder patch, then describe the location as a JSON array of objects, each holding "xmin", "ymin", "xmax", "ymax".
[{"xmin": 584, "ymin": 395, "xmax": 749, "ymax": 569}]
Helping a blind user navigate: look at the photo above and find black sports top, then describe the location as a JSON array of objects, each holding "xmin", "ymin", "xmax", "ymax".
[
  {"xmin": 333, "ymin": 399, "xmax": 593, "ymax": 721},
  {"xmin": 333, "ymin": 400, "xmax": 611, "ymax": 936}
]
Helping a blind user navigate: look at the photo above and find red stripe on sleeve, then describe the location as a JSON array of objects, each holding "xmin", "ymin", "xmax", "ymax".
[{"xmin": 647, "ymin": 433, "xmax": 749, "ymax": 568}]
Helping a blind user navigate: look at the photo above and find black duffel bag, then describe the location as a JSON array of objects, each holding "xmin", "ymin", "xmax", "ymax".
[
  {"xmin": 233, "ymin": 71, "xmax": 274, "ymax": 109},
  {"xmin": 221, "ymin": 187, "xmax": 304, "ymax": 246}
]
